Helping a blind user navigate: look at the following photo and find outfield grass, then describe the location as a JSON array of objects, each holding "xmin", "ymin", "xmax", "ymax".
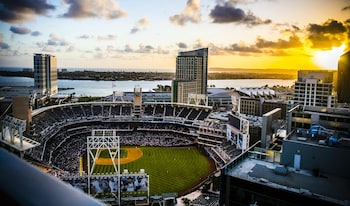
[{"xmin": 93, "ymin": 146, "xmax": 214, "ymax": 195}]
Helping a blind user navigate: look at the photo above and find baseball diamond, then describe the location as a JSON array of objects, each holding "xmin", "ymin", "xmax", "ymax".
[{"xmin": 27, "ymin": 101, "xmax": 234, "ymax": 203}]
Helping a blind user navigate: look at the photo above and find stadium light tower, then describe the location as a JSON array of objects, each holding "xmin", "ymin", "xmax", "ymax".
[{"xmin": 87, "ymin": 129, "xmax": 120, "ymax": 205}]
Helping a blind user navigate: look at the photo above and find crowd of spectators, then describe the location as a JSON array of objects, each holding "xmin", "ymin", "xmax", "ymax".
[{"xmin": 31, "ymin": 120, "xmax": 197, "ymax": 175}]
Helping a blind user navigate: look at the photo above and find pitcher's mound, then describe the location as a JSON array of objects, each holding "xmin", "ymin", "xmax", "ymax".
[{"xmin": 95, "ymin": 147, "xmax": 143, "ymax": 165}]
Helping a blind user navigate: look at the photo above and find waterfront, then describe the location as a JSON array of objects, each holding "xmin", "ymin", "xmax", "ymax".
[{"xmin": 0, "ymin": 76, "xmax": 295, "ymax": 97}]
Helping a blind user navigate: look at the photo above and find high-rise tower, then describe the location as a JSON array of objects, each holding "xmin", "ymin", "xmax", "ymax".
[
  {"xmin": 171, "ymin": 48, "xmax": 208, "ymax": 104},
  {"xmin": 337, "ymin": 50, "xmax": 350, "ymax": 104},
  {"xmin": 34, "ymin": 53, "xmax": 57, "ymax": 96}
]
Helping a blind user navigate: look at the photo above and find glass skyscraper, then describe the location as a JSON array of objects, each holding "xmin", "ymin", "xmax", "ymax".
[
  {"xmin": 171, "ymin": 48, "xmax": 208, "ymax": 104},
  {"xmin": 34, "ymin": 53, "xmax": 57, "ymax": 96}
]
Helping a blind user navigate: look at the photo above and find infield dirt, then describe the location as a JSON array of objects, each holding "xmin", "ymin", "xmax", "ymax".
[{"xmin": 95, "ymin": 147, "xmax": 143, "ymax": 165}]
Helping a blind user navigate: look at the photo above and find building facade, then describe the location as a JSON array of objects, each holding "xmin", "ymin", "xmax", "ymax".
[
  {"xmin": 293, "ymin": 70, "xmax": 336, "ymax": 108},
  {"xmin": 34, "ymin": 53, "xmax": 57, "ymax": 96},
  {"xmin": 171, "ymin": 48, "xmax": 208, "ymax": 104},
  {"xmin": 219, "ymin": 104, "xmax": 350, "ymax": 206},
  {"xmin": 337, "ymin": 50, "xmax": 350, "ymax": 104},
  {"xmin": 286, "ymin": 105, "xmax": 350, "ymax": 134}
]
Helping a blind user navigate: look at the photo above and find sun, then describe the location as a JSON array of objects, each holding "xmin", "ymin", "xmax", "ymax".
[{"xmin": 313, "ymin": 44, "xmax": 346, "ymax": 70}]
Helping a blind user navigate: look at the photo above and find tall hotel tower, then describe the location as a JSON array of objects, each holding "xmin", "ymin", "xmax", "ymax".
[
  {"xmin": 337, "ymin": 50, "xmax": 350, "ymax": 104},
  {"xmin": 293, "ymin": 70, "xmax": 337, "ymax": 108},
  {"xmin": 34, "ymin": 53, "xmax": 58, "ymax": 96},
  {"xmin": 171, "ymin": 48, "xmax": 208, "ymax": 104}
]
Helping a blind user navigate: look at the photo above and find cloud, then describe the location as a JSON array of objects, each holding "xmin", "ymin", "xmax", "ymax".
[
  {"xmin": 177, "ymin": 42, "xmax": 188, "ymax": 49},
  {"xmin": 122, "ymin": 44, "xmax": 156, "ymax": 54},
  {"xmin": 106, "ymin": 45, "xmax": 115, "ymax": 53},
  {"xmin": 169, "ymin": 0, "xmax": 201, "ymax": 26},
  {"xmin": 342, "ymin": 5, "xmax": 350, "ymax": 11},
  {"xmin": 209, "ymin": 2, "xmax": 271, "ymax": 26},
  {"xmin": 36, "ymin": 43, "xmax": 55, "ymax": 52},
  {"xmin": 47, "ymin": 39, "xmax": 57, "ymax": 46},
  {"xmin": 156, "ymin": 46, "xmax": 170, "ymax": 55},
  {"xmin": 0, "ymin": 42, "xmax": 10, "ymax": 49},
  {"xmin": 40, "ymin": 33, "xmax": 70, "ymax": 48},
  {"xmin": 136, "ymin": 44, "xmax": 154, "ymax": 53},
  {"xmin": 66, "ymin": 46, "xmax": 75, "ymax": 52},
  {"xmin": 130, "ymin": 27, "xmax": 139, "ymax": 34},
  {"xmin": 130, "ymin": 18, "xmax": 149, "ymax": 34},
  {"xmin": 255, "ymin": 35, "xmax": 303, "ymax": 49},
  {"xmin": 124, "ymin": 44, "xmax": 133, "ymax": 52},
  {"xmin": 9, "ymin": 26, "xmax": 31, "ymax": 34},
  {"xmin": 97, "ymin": 34, "xmax": 116, "ymax": 41},
  {"xmin": 43, "ymin": 46, "xmax": 55, "ymax": 52},
  {"xmin": 0, "ymin": 34, "xmax": 9, "ymax": 49},
  {"xmin": 0, "ymin": 0, "xmax": 55, "ymax": 23},
  {"xmin": 94, "ymin": 52, "xmax": 106, "ymax": 59},
  {"xmin": 31, "ymin": 31, "xmax": 42, "ymax": 36},
  {"xmin": 193, "ymin": 39, "xmax": 206, "ymax": 49},
  {"xmin": 49, "ymin": 33, "xmax": 70, "ymax": 46},
  {"xmin": 308, "ymin": 19, "xmax": 347, "ymax": 34},
  {"xmin": 78, "ymin": 34, "xmax": 90, "ymax": 39},
  {"xmin": 208, "ymin": 33, "xmax": 304, "ymax": 56},
  {"xmin": 306, "ymin": 19, "xmax": 348, "ymax": 49},
  {"xmin": 61, "ymin": 0, "xmax": 127, "ymax": 19},
  {"xmin": 137, "ymin": 18, "xmax": 149, "ymax": 26},
  {"xmin": 36, "ymin": 41, "xmax": 45, "ymax": 48},
  {"xmin": 145, "ymin": 45, "xmax": 154, "ymax": 50},
  {"xmin": 226, "ymin": 43, "xmax": 261, "ymax": 53}
]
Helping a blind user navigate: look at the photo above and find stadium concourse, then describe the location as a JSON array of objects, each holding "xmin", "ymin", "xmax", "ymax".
[{"xmin": 10, "ymin": 100, "xmax": 238, "ymax": 205}]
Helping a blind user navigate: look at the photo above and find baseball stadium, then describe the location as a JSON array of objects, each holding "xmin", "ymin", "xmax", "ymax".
[{"xmin": 1, "ymin": 91, "xmax": 244, "ymax": 205}]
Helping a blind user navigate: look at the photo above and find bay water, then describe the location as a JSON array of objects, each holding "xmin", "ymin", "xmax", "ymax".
[{"xmin": 0, "ymin": 76, "xmax": 295, "ymax": 97}]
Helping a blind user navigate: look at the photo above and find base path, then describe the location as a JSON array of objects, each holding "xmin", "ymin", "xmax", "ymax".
[{"xmin": 95, "ymin": 147, "xmax": 143, "ymax": 165}]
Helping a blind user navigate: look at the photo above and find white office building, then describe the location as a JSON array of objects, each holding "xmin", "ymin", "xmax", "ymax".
[{"xmin": 293, "ymin": 70, "xmax": 336, "ymax": 108}]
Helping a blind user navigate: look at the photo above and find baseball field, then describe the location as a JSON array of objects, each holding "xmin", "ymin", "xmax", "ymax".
[{"xmin": 92, "ymin": 146, "xmax": 214, "ymax": 195}]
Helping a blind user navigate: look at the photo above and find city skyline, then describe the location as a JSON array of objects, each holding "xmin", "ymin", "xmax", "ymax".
[{"xmin": 0, "ymin": 0, "xmax": 349, "ymax": 71}]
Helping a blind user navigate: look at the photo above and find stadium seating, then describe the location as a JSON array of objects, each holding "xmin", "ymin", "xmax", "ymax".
[{"xmin": 27, "ymin": 102, "xmax": 240, "ymax": 174}]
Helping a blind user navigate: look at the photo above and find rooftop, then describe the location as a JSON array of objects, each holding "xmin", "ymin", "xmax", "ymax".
[
  {"xmin": 288, "ymin": 126, "xmax": 350, "ymax": 149},
  {"xmin": 225, "ymin": 156, "xmax": 350, "ymax": 205},
  {"xmin": 238, "ymin": 87, "xmax": 276, "ymax": 97}
]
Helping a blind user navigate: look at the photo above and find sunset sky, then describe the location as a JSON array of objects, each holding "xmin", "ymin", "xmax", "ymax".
[{"xmin": 0, "ymin": 0, "xmax": 349, "ymax": 71}]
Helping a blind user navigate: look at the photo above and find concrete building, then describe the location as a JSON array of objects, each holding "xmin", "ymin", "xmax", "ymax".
[
  {"xmin": 171, "ymin": 48, "xmax": 208, "ymax": 104},
  {"xmin": 286, "ymin": 105, "xmax": 350, "ymax": 134},
  {"xmin": 219, "ymin": 105, "xmax": 350, "ymax": 206},
  {"xmin": 337, "ymin": 50, "xmax": 350, "ymax": 104},
  {"xmin": 238, "ymin": 97, "xmax": 287, "ymax": 119},
  {"xmin": 293, "ymin": 70, "xmax": 336, "ymax": 108},
  {"xmin": 34, "ymin": 53, "xmax": 58, "ymax": 96},
  {"xmin": 12, "ymin": 96, "xmax": 32, "ymax": 131},
  {"xmin": 219, "ymin": 145, "xmax": 350, "ymax": 206},
  {"xmin": 232, "ymin": 87, "xmax": 289, "ymax": 144}
]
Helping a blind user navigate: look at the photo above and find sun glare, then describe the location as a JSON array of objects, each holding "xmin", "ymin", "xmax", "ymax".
[{"xmin": 313, "ymin": 44, "xmax": 345, "ymax": 70}]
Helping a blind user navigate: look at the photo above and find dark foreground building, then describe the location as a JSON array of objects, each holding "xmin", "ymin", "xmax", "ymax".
[
  {"xmin": 219, "ymin": 105, "xmax": 350, "ymax": 206},
  {"xmin": 219, "ymin": 140, "xmax": 350, "ymax": 206},
  {"xmin": 337, "ymin": 50, "xmax": 350, "ymax": 104}
]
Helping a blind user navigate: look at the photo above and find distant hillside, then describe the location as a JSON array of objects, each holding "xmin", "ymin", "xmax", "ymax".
[
  {"xmin": 208, "ymin": 68, "xmax": 298, "ymax": 80},
  {"xmin": 0, "ymin": 68, "xmax": 298, "ymax": 80}
]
